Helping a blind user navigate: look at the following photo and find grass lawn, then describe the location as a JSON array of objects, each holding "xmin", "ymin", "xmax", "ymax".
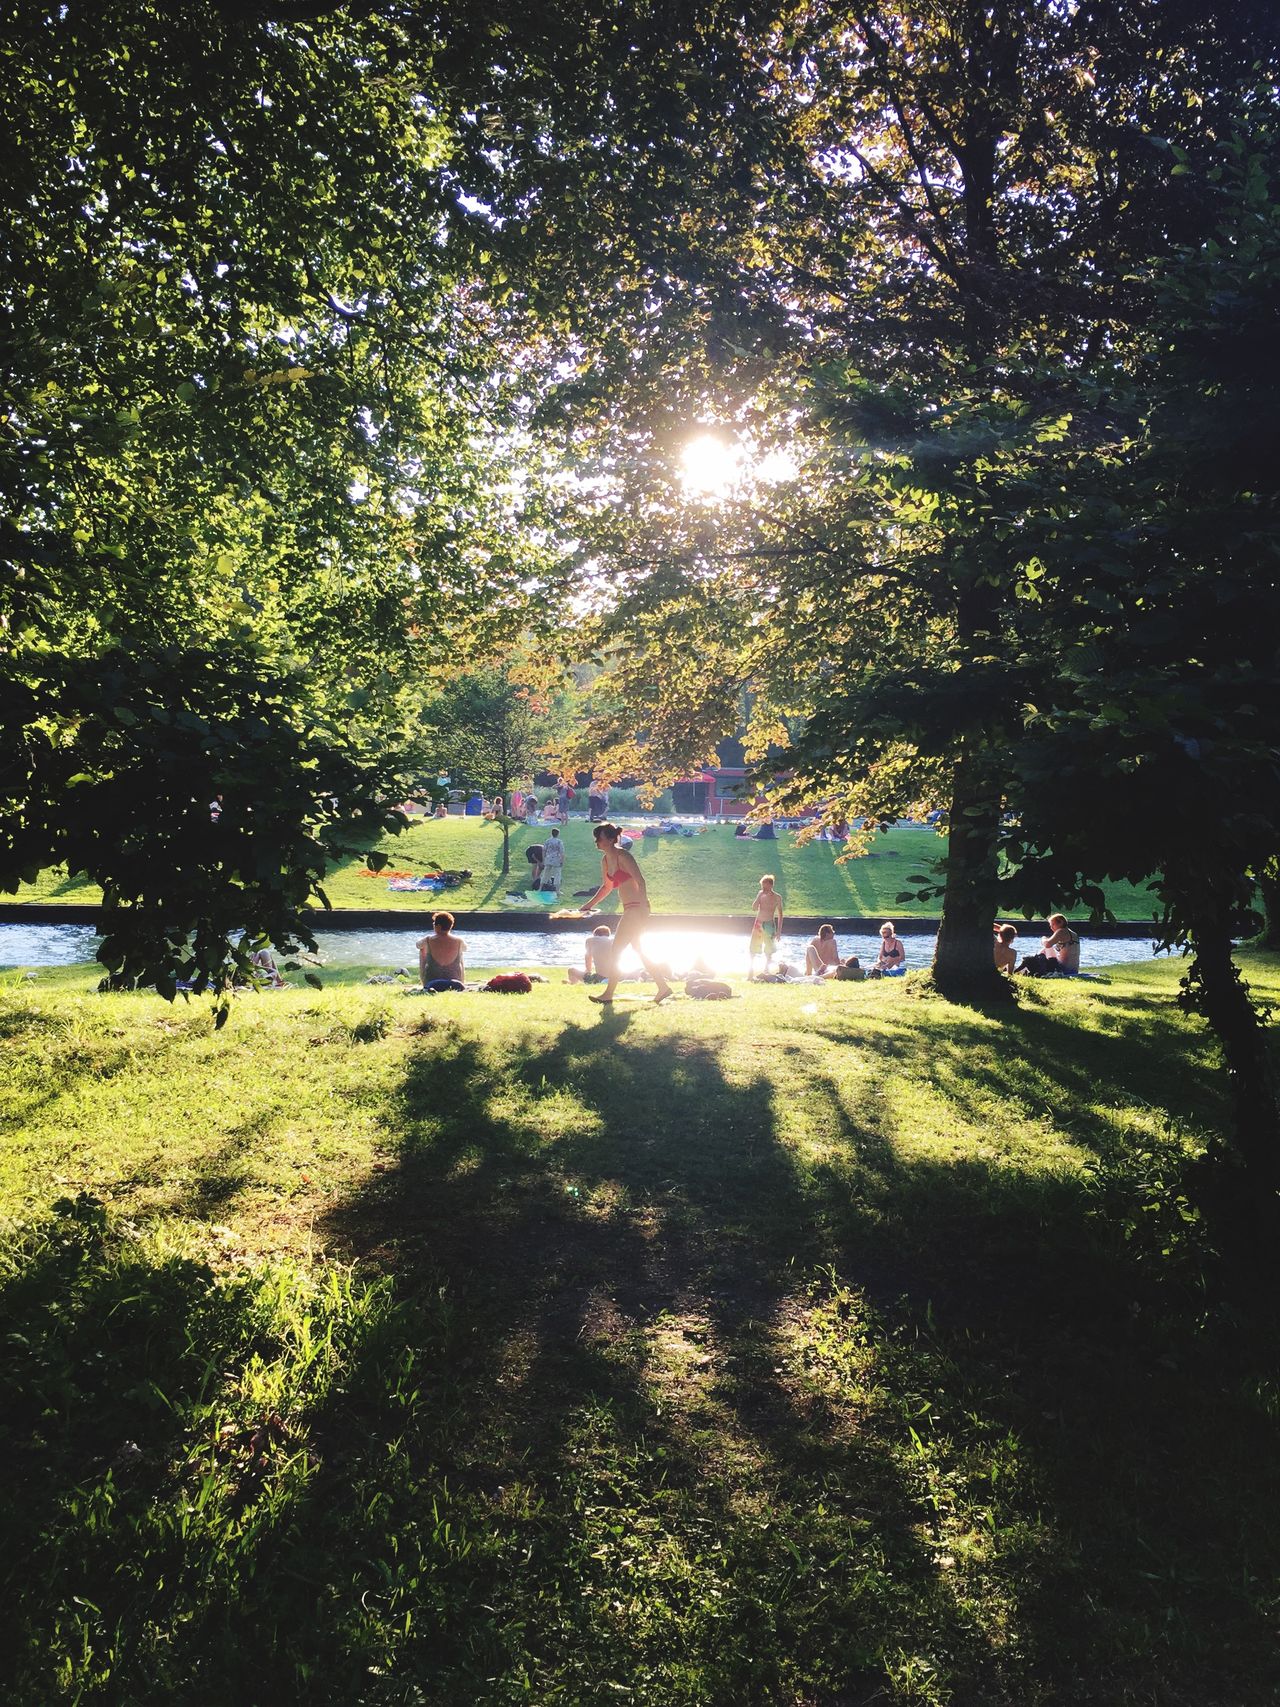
[
  {"xmin": 2, "ymin": 955, "xmax": 1278, "ymax": 1704},
  {"xmin": 13, "ymin": 817, "xmax": 1166, "ymax": 919}
]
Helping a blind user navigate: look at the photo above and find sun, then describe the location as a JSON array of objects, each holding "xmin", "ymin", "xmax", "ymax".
[{"xmin": 680, "ymin": 433, "xmax": 741, "ymax": 498}]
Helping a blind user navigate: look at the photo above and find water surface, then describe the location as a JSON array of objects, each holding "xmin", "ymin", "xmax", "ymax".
[{"xmin": 1, "ymin": 921, "xmax": 1172, "ymax": 976}]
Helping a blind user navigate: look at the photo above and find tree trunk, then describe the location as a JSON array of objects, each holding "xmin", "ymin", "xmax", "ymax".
[
  {"xmin": 932, "ymin": 746, "xmax": 1007, "ymax": 999},
  {"xmin": 1186, "ymin": 903, "xmax": 1280, "ymax": 1261},
  {"xmin": 500, "ymin": 754, "xmax": 512, "ymax": 876},
  {"xmin": 1258, "ymin": 861, "xmax": 1280, "ymax": 949}
]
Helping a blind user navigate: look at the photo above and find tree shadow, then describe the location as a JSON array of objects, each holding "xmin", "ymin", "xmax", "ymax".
[
  {"xmin": 311, "ymin": 1012, "xmax": 1280, "ymax": 1701},
  {"xmin": 308, "ymin": 1016, "xmax": 1001, "ymax": 1699},
  {"xmin": 5, "ymin": 1004, "xmax": 1278, "ymax": 1704},
  {"xmin": 807, "ymin": 983, "xmax": 1225, "ymax": 1161}
]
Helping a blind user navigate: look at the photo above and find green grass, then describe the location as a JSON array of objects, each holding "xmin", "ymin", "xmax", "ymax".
[
  {"xmin": 13, "ymin": 817, "xmax": 1165, "ymax": 919},
  {"xmin": 2, "ymin": 956, "xmax": 1278, "ymax": 1704}
]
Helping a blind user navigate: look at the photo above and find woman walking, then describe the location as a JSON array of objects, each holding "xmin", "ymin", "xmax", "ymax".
[{"xmin": 580, "ymin": 823, "xmax": 673, "ymax": 1004}]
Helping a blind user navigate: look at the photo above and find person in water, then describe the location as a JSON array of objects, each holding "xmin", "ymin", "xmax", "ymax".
[
  {"xmin": 805, "ymin": 923, "xmax": 841, "ymax": 976},
  {"xmin": 417, "ymin": 911, "xmax": 466, "ymax": 991},
  {"xmin": 579, "ymin": 823, "xmax": 674, "ymax": 1004},
  {"xmin": 749, "ymin": 875, "xmax": 784, "ymax": 978}
]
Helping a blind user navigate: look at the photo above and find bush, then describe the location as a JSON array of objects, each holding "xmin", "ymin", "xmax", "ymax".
[{"xmin": 600, "ymin": 785, "xmax": 676, "ymax": 816}]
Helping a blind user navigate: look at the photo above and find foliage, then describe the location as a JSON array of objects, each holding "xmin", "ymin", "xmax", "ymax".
[
  {"xmin": 418, "ymin": 658, "xmax": 570, "ymax": 871},
  {"xmin": 995, "ymin": 140, "xmax": 1280, "ymax": 1224},
  {"xmin": 0, "ymin": 2, "xmax": 557, "ymax": 990},
  {"xmin": 0, "ymin": 641, "xmax": 409, "ymax": 999},
  {"xmin": 464, "ymin": 0, "xmax": 1280, "ymax": 992}
]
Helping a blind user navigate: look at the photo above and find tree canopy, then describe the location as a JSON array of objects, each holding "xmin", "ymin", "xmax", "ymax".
[
  {"xmin": 5, "ymin": 0, "xmax": 1280, "ymax": 1237},
  {"xmin": 1, "ymin": 1, "xmax": 556, "ymax": 990}
]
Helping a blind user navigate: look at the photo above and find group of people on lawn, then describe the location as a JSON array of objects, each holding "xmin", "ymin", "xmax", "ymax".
[
  {"xmin": 512, "ymin": 778, "xmax": 606, "ymax": 826},
  {"xmin": 414, "ymin": 822, "xmax": 1082, "ymax": 997}
]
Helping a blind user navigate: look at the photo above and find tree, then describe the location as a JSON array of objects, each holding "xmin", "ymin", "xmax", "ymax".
[
  {"xmin": 995, "ymin": 139, "xmax": 1280, "ymax": 1250},
  {"xmin": 446, "ymin": 0, "xmax": 1280, "ymax": 994},
  {"xmin": 0, "ymin": 2, "xmax": 553, "ymax": 990},
  {"xmin": 421, "ymin": 664, "xmax": 557, "ymax": 875}
]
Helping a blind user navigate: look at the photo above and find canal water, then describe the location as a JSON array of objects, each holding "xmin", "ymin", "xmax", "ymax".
[{"xmin": 1, "ymin": 921, "xmax": 1171, "ymax": 977}]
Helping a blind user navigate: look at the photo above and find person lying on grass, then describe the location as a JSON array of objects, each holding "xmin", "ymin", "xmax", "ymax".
[
  {"xmin": 579, "ymin": 823, "xmax": 674, "ymax": 1005},
  {"xmin": 417, "ymin": 911, "xmax": 466, "ymax": 992}
]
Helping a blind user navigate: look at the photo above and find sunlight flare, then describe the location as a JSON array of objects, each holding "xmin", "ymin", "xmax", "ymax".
[{"xmin": 680, "ymin": 432, "xmax": 742, "ymax": 497}]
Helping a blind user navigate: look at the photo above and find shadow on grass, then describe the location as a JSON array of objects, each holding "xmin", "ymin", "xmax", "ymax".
[
  {"xmin": 809, "ymin": 983, "xmax": 1224, "ymax": 1160},
  {"xmin": 315, "ymin": 1012, "xmax": 1278, "ymax": 1703},
  {"xmin": 3, "ymin": 1005, "xmax": 1278, "ymax": 1705}
]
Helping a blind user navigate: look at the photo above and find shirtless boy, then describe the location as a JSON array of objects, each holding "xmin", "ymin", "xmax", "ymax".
[
  {"xmin": 567, "ymin": 924, "xmax": 616, "ymax": 984},
  {"xmin": 993, "ymin": 923, "xmax": 1018, "ymax": 974},
  {"xmin": 749, "ymin": 875, "xmax": 784, "ymax": 979}
]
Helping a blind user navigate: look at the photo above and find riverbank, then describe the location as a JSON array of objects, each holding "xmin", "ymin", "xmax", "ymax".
[
  {"xmin": 10, "ymin": 817, "xmax": 1166, "ymax": 920},
  {"xmin": 2, "ymin": 955, "xmax": 1278, "ymax": 1704}
]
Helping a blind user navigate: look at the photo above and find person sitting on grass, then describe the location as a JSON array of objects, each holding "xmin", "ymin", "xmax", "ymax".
[
  {"xmin": 524, "ymin": 794, "xmax": 540, "ymax": 827},
  {"xmin": 873, "ymin": 922, "xmax": 907, "ymax": 976},
  {"xmin": 567, "ymin": 924, "xmax": 615, "ymax": 984},
  {"xmin": 993, "ymin": 923, "xmax": 1019, "ymax": 974},
  {"xmin": 250, "ymin": 948, "xmax": 286, "ymax": 989},
  {"xmin": 748, "ymin": 875, "xmax": 784, "ymax": 979},
  {"xmin": 1018, "ymin": 915, "xmax": 1081, "ymax": 977},
  {"xmin": 417, "ymin": 911, "xmax": 466, "ymax": 991},
  {"xmin": 805, "ymin": 923, "xmax": 841, "ymax": 976}
]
